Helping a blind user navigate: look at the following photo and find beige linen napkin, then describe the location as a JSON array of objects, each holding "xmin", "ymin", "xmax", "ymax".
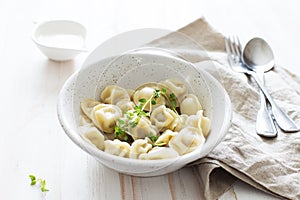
[{"xmin": 149, "ymin": 18, "xmax": 300, "ymax": 199}]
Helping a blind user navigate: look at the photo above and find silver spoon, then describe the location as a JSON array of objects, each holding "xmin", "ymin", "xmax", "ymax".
[
  {"xmin": 243, "ymin": 38, "xmax": 277, "ymax": 137},
  {"xmin": 243, "ymin": 37, "xmax": 300, "ymax": 133}
]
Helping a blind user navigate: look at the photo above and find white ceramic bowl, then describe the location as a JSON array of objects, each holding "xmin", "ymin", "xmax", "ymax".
[
  {"xmin": 57, "ymin": 49, "xmax": 232, "ymax": 176},
  {"xmin": 32, "ymin": 20, "xmax": 87, "ymax": 61}
]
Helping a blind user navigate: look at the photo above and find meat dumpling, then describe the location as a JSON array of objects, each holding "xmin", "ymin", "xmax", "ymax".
[
  {"xmin": 154, "ymin": 130, "xmax": 178, "ymax": 146},
  {"xmin": 169, "ymin": 127, "xmax": 205, "ymax": 155},
  {"xmin": 180, "ymin": 94, "xmax": 202, "ymax": 115},
  {"xmin": 185, "ymin": 110, "xmax": 211, "ymax": 137},
  {"xmin": 116, "ymin": 100, "xmax": 135, "ymax": 113},
  {"xmin": 100, "ymin": 85, "xmax": 130, "ymax": 105},
  {"xmin": 139, "ymin": 147, "xmax": 179, "ymax": 160},
  {"xmin": 150, "ymin": 105, "xmax": 177, "ymax": 132},
  {"xmin": 128, "ymin": 117, "xmax": 158, "ymax": 140},
  {"xmin": 104, "ymin": 139, "xmax": 131, "ymax": 158},
  {"xmin": 130, "ymin": 139, "xmax": 152, "ymax": 159},
  {"xmin": 81, "ymin": 126, "xmax": 105, "ymax": 150},
  {"xmin": 133, "ymin": 83, "xmax": 166, "ymax": 111},
  {"xmin": 91, "ymin": 104, "xmax": 122, "ymax": 133},
  {"xmin": 80, "ymin": 98, "xmax": 100, "ymax": 119},
  {"xmin": 160, "ymin": 79, "xmax": 188, "ymax": 103}
]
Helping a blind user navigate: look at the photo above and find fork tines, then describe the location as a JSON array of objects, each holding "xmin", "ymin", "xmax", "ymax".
[{"xmin": 225, "ymin": 36, "xmax": 243, "ymax": 66}]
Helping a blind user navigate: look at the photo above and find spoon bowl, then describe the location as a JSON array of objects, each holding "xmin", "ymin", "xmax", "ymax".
[{"xmin": 243, "ymin": 37, "xmax": 275, "ymax": 72}]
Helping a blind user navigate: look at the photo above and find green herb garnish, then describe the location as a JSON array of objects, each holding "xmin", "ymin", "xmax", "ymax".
[
  {"xmin": 29, "ymin": 174, "xmax": 37, "ymax": 185},
  {"xmin": 169, "ymin": 93, "xmax": 177, "ymax": 109},
  {"xmin": 114, "ymin": 124, "xmax": 128, "ymax": 141},
  {"xmin": 29, "ymin": 174, "xmax": 49, "ymax": 192},
  {"xmin": 113, "ymin": 87, "xmax": 179, "ymax": 143},
  {"xmin": 149, "ymin": 132, "xmax": 159, "ymax": 143},
  {"xmin": 151, "ymin": 87, "xmax": 178, "ymax": 113}
]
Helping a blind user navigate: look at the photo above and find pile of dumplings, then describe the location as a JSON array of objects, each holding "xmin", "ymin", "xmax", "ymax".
[{"xmin": 79, "ymin": 79, "xmax": 211, "ymax": 160}]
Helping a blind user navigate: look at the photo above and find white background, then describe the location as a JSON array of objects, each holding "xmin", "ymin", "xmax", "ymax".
[{"xmin": 0, "ymin": 0, "xmax": 299, "ymax": 199}]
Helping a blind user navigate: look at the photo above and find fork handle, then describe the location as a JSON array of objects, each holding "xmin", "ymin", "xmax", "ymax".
[
  {"xmin": 256, "ymin": 71, "xmax": 277, "ymax": 137},
  {"xmin": 249, "ymin": 71, "xmax": 300, "ymax": 132}
]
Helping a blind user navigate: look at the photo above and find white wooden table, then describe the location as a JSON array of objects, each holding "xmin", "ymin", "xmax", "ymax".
[{"xmin": 1, "ymin": 0, "xmax": 299, "ymax": 199}]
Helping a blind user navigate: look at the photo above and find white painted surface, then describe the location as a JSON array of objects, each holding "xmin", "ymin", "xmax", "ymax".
[{"xmin": 1, "ymin": 0, "xmax": 298, "ymax": 199}]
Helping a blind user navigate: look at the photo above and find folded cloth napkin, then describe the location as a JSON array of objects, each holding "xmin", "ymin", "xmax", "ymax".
[{"xmin": 149, "ymin": 18, "xmax": 300, "ymax": 199}]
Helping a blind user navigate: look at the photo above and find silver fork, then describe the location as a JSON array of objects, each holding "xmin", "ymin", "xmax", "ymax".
[
  {"xmin": 226, "ymin": 36, "xmax": 300, "ymax": 133},
  {"xmin": 225, "ymin": 36, "xmax": 277, "ymax": 137}
]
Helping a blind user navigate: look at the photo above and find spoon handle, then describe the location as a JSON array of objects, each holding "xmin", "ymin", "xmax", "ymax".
[
  {"xmin": 255, "ymin": 71, "xmax": 277, "ymax": 137},
  {"xmin": 249, "ymin": 71, "xmax": 300, "ymax": 132}
]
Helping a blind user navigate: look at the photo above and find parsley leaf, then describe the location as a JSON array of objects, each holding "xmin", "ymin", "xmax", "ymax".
[
  {"xmin": 149, "ymin": 132, "xmax": 159, "ymax": 143},
  {"xmin": 29, "ymin": 174, "xmax": 49, "ymax": 193},
  {"xmin": 29, "ymin": 174, "xmax": 36, "ymax": 185}
]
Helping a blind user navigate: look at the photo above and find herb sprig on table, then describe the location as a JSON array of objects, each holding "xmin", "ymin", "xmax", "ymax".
[{"xmin": 29, "ymin": 174, "xmax": 49, "ymax": 193}]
